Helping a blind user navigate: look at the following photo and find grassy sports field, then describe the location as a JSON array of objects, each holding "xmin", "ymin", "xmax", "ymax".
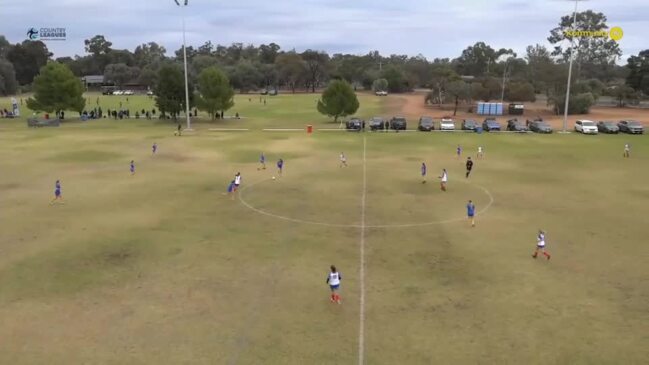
[{"xmin": 0, "ymin": 94, "xmax": 648, "ymax": 364}]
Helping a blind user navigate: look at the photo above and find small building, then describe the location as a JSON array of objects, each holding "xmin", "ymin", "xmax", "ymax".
[{"xmin": 81, "ymin": 75, "xmax": 105, "ymax": 88}]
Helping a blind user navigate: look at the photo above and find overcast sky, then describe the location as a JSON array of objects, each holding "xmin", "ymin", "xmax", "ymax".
[{"xmin": 2, "ymin": 0, "xmax": 647, "ymax": 62}]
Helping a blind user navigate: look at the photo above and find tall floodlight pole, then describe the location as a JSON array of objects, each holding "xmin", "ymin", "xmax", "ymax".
[
  {"xmin": 562, "ymin": 0, "xmax": 582, "ymax": 133},
  {"xmin": 500, "ymin": 59, "xmax": 510, "ymax": 103},
  {"xmin": 175, "ymin": 0, "xmax": 191, "ymax": 130}
]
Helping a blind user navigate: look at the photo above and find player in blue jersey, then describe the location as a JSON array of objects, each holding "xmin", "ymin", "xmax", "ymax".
[
  {"xmin": 152, "ymin": 142, "xmax": 157, "ymax": 155},
  {"xmin": 326, "ymin": 265, "xmax": 342, "ymax": 304},
  {"xmin": 277, "ymin": 158, "xmax": 284, "ymax": 175},
  {"xmin": 130, "ymin": 160, "xmax": 135, "ymax": 175},
  {"xmin": 456, "ymin": 145, "xmax": 462, "ymax": 159},
  {"xmin": 226, "ymin": 180, "xmax": 236, "ymax": 200},
  {"xmin": 467, "ymin": 200, "xmax": 476, "ymax": 227},
  {"xmin": 51, "ymin": 180, "xmax": 63, "ymax": 204},
  {"xmin": 421, "ymin": 162, "xmax": 427, "ymax": 184},
  {"xmin": 258, "ymin": 152, "xmax": 266, "ymax": 170}
]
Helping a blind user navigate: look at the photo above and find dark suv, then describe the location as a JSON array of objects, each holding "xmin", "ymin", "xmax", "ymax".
[
  {"xmin": 482, "ymin": 118, "xmax": 501, "ymax": 132},
  {"xmin": 618, "ymin": 120, "xmax": 644, "ymax": 134},
  {"xmin": 506, "ymin": 119, "xmax": 529, "ymax": 132},
  {"xmin": 390, "ymin": 116, "xmax": 407, "ymax": 131},
  {"xmin": 369, "ymin": 117, "xmax": 386, "ymax": 131},
  {"xmin": 418, "ymin": 116, "xmax": 434, "ymax": 131},
  {"xmin": 462, "ymin": 119, "xmax": 478, "ymax": 131},
  {"xmin": 345, "ymin": 118, "xmax": 363, "ymax": 132}
]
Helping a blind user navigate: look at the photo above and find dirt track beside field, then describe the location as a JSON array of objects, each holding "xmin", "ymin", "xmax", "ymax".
[{"xmin": 387, "ymin": 92, "xmax": 649, "ymax": 129}]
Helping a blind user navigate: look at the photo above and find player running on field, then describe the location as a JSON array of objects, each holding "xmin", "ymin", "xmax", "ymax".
[
  {"xmin": 532, "ymin": 230, "xmax": 551, "ymax": 260},
  {"xmin": 277, "ymin": 158, "xmax": 284, "ymax": 175},
  {"xmin": 456, "ymin": 145, "xmax": 462, "ymax": 159},
  {"xmin": 421, "ymin": 162, "xmax": 427, "ymax": 184},
  {"xmin": 340, "ymin": 152, "xmax": 347, "ymax": 167},
  {"xmin": 477, "ymin": 146, "xmax": 484, "ymax": 159},
  {"xmin": 234, "ymin": 172, "xmax": 242, "ymax": 190},
  {"xmin": 465, "ymin": 157, "xmax": 473, "ymax": 178},
  {"xmin": 152, "ymin": 142, "xmax": 157, "ymax": 154},
  {"xmin": 438, "ymin": 168, "xmax": 448, "ymax": 191},
  {"xmin": 467, "ymin": 200, "xmax": 476, "ymax": 227},
  {"xmin": 259, "ymin": 152, "xmax": 266, "ymax": 170},
  {"xmin": 130, "ymin": 160, "xmax": 135, "ymax": 175},
  {"xmin": 326, "ymin": 265, "xmax": 342, "ymax": 304},
  {"xmin": 624, "ymin": 143, "xmax": 630, "ymax": 158},
  {"xmin": 226, "ymin": 180, "xmax": 236, "ymax": 200},
  {"xmin": 51, "ymin": 180, "xmax": 63, "ymax": 204}
]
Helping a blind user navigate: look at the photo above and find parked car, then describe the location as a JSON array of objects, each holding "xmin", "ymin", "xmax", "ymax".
[
  {"xmin": 529, "ymin": 120, "xmax": 553, "ymax": 134},
  {"xmin": 112, "ymin": 90, "xmax": 123, "ymax": 95},
  {"xmin": 345, "ymin": 118, "xmax": 363, "ymax": 132},
  {"xmin": 369, "ymin": 117, "xmax": 386, "ymax": 131},
  {"xmin": 418, "ymin": 116, "xmax": 434, "ymax": 131},
  {"xmin": 482, "ymin": 118, "xmax": 501, "ymax": 132},
  {"xmin": 597, "ymin": 121, "xmax": 619, "ymax": 134},
  {"xmin": 123, "ymin": 90, "xmax": 134, "ymax": 96},
  {"xmin": 575, "ymin": 120, "xmax": 598, "ymax": 134},
  {"xmin": 618, "ymin": 120, "xmax": 644, "ymax": 134},
  {"xmin": 506, "ymin": 119, "xmax": 529, "ymax": 132},
  {"xmin": 462, "ymin": 119, "xmax": 478, "ymax": 131},
  {"xmin": 146, "ymin": 90, "xmax": 154, "ymax": 96},
  {"xmin": 439, "ymin": 116, "xmax": 455, "ymax": 131},
  {"xmin": 390, "ymin": 116, "xmax": 407, "ymax": 130},
  {"xmin": 375, "ymin": 90, "xmax": 388, "ymax": 96}
]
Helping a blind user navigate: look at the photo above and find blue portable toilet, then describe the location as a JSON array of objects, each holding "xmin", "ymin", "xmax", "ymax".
[{"xmin": 495, "ymin": 103, "xmax": 503, "ymax": 115}]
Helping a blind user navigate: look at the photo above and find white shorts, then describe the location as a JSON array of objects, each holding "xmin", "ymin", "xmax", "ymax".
[{"xmin": 537, "ymin": 242, "xmax": 545, "ymax": 248}]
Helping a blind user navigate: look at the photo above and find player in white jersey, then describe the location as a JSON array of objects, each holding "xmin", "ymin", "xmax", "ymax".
[
  {"xmin": 438, "ymin": 168, "xmax": 448, "ymax": 191},
  {"xmin": 623, "ymin": 143, "xmax": 630, "ymax": 158},
  {"xmin": 326, "ymin": 265, "xmax": 342, "ymax": 304},
  {"xmin": 477, "ymin": 146, "xmax": 484, "ymax": 159},
  {"xmin": 532, "ymin": 229, "xmax": 551, "ymax": 260},
  {"xmin": 234, "ymin": 172, "xmax": 242, "ymax": 191},
  {"xmin": 340, "ymin": 152, "xmax": 347, "ymax": 167}
]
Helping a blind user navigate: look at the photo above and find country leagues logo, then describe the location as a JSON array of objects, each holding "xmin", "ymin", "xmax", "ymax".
[{"xmin": 27, "ymin": 27, "xmax": 66, "ymax": 41}]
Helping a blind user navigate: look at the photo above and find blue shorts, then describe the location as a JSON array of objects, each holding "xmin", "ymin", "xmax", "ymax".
[
  {"xmin": 330, "ymin": 284, "xmax": 340, "ymax": 291},
  {"xmin": 468, "ymin": 213, "xmax": 474, "ymax": 217},
  {"xmin": 55, "ymin": 190, "xmax": 61, "ymax": 196}
]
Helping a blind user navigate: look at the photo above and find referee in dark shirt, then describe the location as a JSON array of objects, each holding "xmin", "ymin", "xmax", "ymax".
[{"xmin": 466, "ymin": 157, "xmax": 473, "ymax": 178}]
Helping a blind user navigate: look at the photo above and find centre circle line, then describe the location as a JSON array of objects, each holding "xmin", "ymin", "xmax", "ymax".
[{"xmin": 237, "ymin": 176, "xmax": 495, "ymax": 229}]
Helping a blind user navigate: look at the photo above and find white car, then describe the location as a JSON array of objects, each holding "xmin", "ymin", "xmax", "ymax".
[
  {"xmin": 112, "ymin": 90, "xmax": 123, "ymax": 95},
  {"xmin": 123, "ymin": 90, "xmax": 134, "ymax": 96},
  {"xmin": 575, "ymin": 120, "xmax": 598, "ymax": 134},
  {"xmin": 375, "ymin": 91, "xmax": 388, "ymax": 96},
  {"xmin": 440, "ymin": 117, "xmax": 455, "ymax": 131}
]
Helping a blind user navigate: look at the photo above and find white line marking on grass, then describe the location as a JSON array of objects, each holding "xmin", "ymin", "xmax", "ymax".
[
  {"xmin": 358, "ymin": 136, "xmax": 367, "ymax": 365},
  {"xmin": 238, "ymin": 180, "xmax": 494, "ymax": 229},
  {"xmin": 207, "ymin": 128, "xmax": 249, "ymax": 131},
  {"xmin": 262, "ymin": 128, "xmax": 304, "ymax": 132}
]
